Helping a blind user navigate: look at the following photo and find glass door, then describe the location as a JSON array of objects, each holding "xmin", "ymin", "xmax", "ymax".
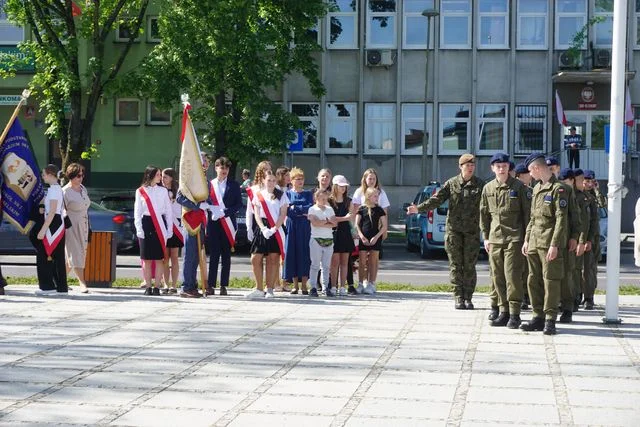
[{"xmin": 562, "ymin": 111, "xmax": 609, "ymax": 178}]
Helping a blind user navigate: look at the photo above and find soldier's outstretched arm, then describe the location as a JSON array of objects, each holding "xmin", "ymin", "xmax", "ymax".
[{"xmin": 417, "ymin": 181, "xmax": 451, "ymax": 213}]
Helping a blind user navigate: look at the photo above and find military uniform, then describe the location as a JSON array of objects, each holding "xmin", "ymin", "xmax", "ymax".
[
  {"xmin": 417, "ymin": 173, "xmax": 484, "ymax": 305},
  {"xmin": 558, "ymin": 182, "xmax": 582, "ymax": 317},
  {"xmin": 582, "ymin": 190, "xmax": 601, "ymax": 307},
  {"xmin": 480, "ymin": 176, "xmax": 531, "ymax": 326},
  {"xmin": 574, "ymin": 187, "xmax": 593, "ymax": 308}
]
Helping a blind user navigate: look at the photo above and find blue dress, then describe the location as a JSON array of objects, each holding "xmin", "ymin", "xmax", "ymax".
[{"xmin": 284, "ymin": 189, "xmax": 313, "ymax": 281}]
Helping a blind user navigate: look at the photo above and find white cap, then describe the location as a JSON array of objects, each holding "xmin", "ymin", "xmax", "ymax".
[{"xmin": 332, "ymin": 175, "xmax": 349, "ymax": 186}]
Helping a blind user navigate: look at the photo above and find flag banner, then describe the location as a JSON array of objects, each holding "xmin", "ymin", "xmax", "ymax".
[
  {"xmin": 0, "ymin": 118, "xmax": 44, "ymax": 234},
  {"xmin": 71, "ymin": 2, "xmax": 82, "ymax": 16},
  {"xmin": 625, "ymin": 86, "xmax": 634, "ymax": 127},
  {"xmin": 555, "ymin": 90, "xmax": 567, "ymax": 126}
]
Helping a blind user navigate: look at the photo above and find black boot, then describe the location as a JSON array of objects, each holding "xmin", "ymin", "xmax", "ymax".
[
  {"xmin": 520, "ymin": 316, "xmax": 545, "ymax": 331},
  {"xmin": 465, "ymin": 299, "xmax": 474, "ymax": 310},
  {"xmin": 521, "ymin": 294, "xmax": 530, "ymax": 311},
  {"xmin": 573, "ymin": 299, "xmax": 580, "ymax": 313},
  {"xmin": 487, "ymin": 306, "xmax": 499, "ymax": 321},
  {"xmin": 558, "ymin": 310, "xmax": 572, "ymax": 323},
  {"xmin": 455, "ymin": 297, "xmax": 466, "ymax": 310},
  {"xmin": 490, "ymin": 312, "xmax": 510, "ymax": 327},
  {"xmin": 584, "ymin": 298, "xmax": 594, "ymax": 310},
  {"xmin": 543, "ymin": 319, "xmax": 557, "ymax": 335},
  {"xmin": 507, "ymin": 314, "xmax": 521, "ymax": 329}
]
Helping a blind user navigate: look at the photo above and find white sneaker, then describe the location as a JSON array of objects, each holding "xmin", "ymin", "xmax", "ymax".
[
  {"xmin": 363, "ymin": 281, "xmax": 376, "ymax": 295},
  {"xmin": 265, "ymin": 289, "xmax": 275, "ymax": 299},
  {"xmin": 356, "ymin": 282, "xmax": 365, "ymax": 294},
  {"xmin": 246, "ymin": 289, "xmax": 265, "ymax": 299},
  {"xmin": 35, "ymin": 289, "xmax": 57, "ymax": 296},
  {"xmin": 339, "ymin": 287, "xmax": 347, "ymax": 296}
]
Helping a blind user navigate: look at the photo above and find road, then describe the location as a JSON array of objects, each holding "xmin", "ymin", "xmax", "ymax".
[{"xmin": 1, "ymin": 244, "xmax": 638, "ymax": 288}]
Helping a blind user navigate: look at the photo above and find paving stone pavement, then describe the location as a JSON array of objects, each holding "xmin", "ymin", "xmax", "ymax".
[{"xmin": 0, "ymin": 286, "xmax": 639, "ymax": 426}]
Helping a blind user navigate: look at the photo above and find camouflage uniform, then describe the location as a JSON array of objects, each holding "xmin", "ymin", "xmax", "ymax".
[
  {"xmin": 417, "ymin": 174, "xmax": 484, "ymax": 301},
  {"xmin": 480, "ymin": 177, "xmax": 531, "ymax": 316},
  {"xmin": 574, "ymin": 188, "xmax": 594, "ymax": 304},
  {"xmin": 582, "ymin": 191, "xmax": 601, "ymax": 302},
  {"xmin": 559, "ymin": 184, "xmax": 582, "ymax": 313}
]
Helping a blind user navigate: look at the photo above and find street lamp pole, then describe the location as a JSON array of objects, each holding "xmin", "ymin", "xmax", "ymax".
[{"xmin": 422, "ymin": 6, "xmax": 439, "ymax": 183}]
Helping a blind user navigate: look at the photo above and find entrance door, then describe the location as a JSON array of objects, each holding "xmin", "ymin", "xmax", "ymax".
[{"xmin": 562, "ymin": 111, "xmax": 609, "ymax": 178}]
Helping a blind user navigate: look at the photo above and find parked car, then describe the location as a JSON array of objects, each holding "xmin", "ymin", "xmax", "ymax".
[
  {"xmin": 0, "ymin": 202, "xmax": 137, "ymax": 254},
  {"xmin": 99, "ymin": 192, "xmax": 135, "ymax": 214},
  {"xmin": 599, "ymin": 206, "xmax": 607, "ymax": 261},
  {"xmin": 404, "ymin": 182, "xmax": 448, "ymax": 258},
  {"xmin": 234, "ymin": 190, "xmax": 250, "ymax": 252}
]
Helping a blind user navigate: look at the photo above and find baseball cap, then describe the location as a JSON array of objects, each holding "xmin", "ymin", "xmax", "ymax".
[
  {"xmin": 332, "ymin": 175, "xmax": 349, "ymax": 186},
  {"xmin": 459, "ymin": 153, "xmax": 475, "ymax": 166}
]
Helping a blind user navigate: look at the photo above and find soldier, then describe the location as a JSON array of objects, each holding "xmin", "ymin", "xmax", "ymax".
[
  {"xmin": 480, "ymin": 153, "xmax": 531, "ymax": 328},
  {"xmin": 407, "ymin": 153, "xmax": 484, "ymax": 309},
  {"xmin": 582, "ymin": 169, "xmax": 602, "ymax": 310},
  {"xmin": 573, "ymin": 169, "xmax": 594, "ymax": 312},
  {"xmin": 520, "ymin": 153, "xmax": 569, "ymax": 335},
  {"xmin": 515, "ymin": 162, "xmax": 532, "ymax": 310}
]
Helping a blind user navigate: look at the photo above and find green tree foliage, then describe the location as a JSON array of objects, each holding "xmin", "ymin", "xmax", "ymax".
[
  {"xmin": 132, "ymin": 0, "xmax": 328, "ymax": 165},
  {"xmin": 2, "ymin": 0, "xmax": 150, "ymax": 169}
]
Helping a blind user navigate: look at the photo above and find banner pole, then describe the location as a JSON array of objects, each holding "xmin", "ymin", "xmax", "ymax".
[
  {"xmin": 196, "ymin": 230, "xmax": 208, "ymax": 297},
  {"xmin": 0, "ymin": 89, "xmax": 31, "ymax": 147}
]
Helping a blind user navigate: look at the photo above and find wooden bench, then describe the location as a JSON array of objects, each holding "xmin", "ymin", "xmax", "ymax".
[{"xmin": 84, "ymin": 231, "xmax": 116, "ymax": 287}]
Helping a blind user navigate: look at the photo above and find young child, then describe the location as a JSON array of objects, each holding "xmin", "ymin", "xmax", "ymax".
[
  {"xmin": 307, "ymin": 189, "xmax": 337, "ymax": 297},
  {"xmin": 329, "ymin": 175, "xmax": 355, "ymax": 296},
  {"xmin": 355, "ymin": 187, "xmax": 387, "ymax": 295}
]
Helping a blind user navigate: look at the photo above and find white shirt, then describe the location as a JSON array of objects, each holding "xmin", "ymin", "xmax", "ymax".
[
  {"xmin": 212, "ymin": 177, "xmax": 227, "ymax": 198},
  {"xmin": 352, "ymin": 187, "xmax": 390, "ymax": 209},
  {"xmin": 45, "ymin": 184, "xmax": 64, "ymax": 215},
  {"xmin": 308, "ymin": 205, "xmax": 336, "ymax": 239},
  {"xmin": 253, "ymin": 189, "xmax": 289, "ymax": 225},
  {"xmin": 134, "ymin": 185, "xmax": 173, "ymax": 239}
]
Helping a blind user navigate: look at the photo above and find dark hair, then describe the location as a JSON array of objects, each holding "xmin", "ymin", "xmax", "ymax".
[
  {"xmin": 65, "ymin": 163, "xmax": 84, "ymax": 180},
  {"xmin": 141, "ymin": 165, "xmax": 161, "ymax": 187},
  {"xmin": 275, "ymin": 166, "xmax": 290, "ymax": 188},
  {"xmin": 215, "ymin": 156, "xmax": 232, "ymax": 168},
  {"xmin": 242, "ymin": 169, "xmax": 250, "ymax": 177},
  {"xmin": 44, "ymin": 164, "xmax": 60, "ymax": 182},
  {"xmin": 263, "ymin": 170, "xmax": 283, "ymax": 200},
  {"xmin": 162, "ymin": 168, "xmax": 179, "ymax": 199}
]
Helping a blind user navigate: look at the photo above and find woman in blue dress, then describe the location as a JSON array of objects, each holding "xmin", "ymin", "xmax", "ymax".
[{"xmin": 284, "ymin": 167, "xmax": 313, "ymax": 294}]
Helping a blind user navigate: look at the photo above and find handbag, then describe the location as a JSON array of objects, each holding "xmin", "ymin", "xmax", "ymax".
[{"xmin": 64, "ymin": 215, "xmax": 72, "ymax": 229}]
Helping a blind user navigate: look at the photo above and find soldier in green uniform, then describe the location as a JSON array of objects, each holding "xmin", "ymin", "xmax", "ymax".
[
  {"xmin": 407, "ymin": 153, "xmax": 484, "ymax": 309},
  {"xmin": 480, "ymin": 153, "xmax": 531, "ymax": 329},
  {"xmin": 573, "ymin": 169, "xmax": 593, "ymax": 312},
  {"xmin": 520, "ymin": 153, "xmax": 569, "ymax": 335},
  {"xmin": 582, "ymin": 170, "xmax": 602, "ymax": 310},
  {"xmin": 515, "ymin": 162, "xmax": 533, "ymax": 311}
]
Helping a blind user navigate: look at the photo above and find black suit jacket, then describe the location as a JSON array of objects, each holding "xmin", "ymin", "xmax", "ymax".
[{"xmin": 211, "ymin": 178, "xmax": 242, "ymax": 229}]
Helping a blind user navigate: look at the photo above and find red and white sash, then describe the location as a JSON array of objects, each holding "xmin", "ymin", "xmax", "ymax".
[
  {"xmin": 43, "ymin": 214, "xmax": 65, "ymax": 257},
  {"xmin": 256, "ymin": 191, "xmax": 285, "ymax": 260},
  {"xmin": 210, "ymin": 179, "xmax": 236, "ymax": 247},
  {"xmin": 139, "ymin": 187, "xmax": 167, "ymax": 256},
  {"xmin": 172, "ymin": 217, "xmax": 186, "ymax": 245}
]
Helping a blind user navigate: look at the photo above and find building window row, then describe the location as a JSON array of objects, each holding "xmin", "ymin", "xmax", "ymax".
[
  {"xmin": 115, "ymin": 98, "xmax": 171, "ymax": 126},
  {"xmin": 291, "ymin": 102, "xmax": 547, "ymax": 156}
]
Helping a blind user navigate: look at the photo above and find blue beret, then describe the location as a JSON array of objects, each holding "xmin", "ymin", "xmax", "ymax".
[
  {"xmin": 583, "ymin": 169, "xmax": 595, "ymax": 179},
  {"xmin": 573, "ymin": 168, "xmax": 584, "ymax": 177},
  {"xmin": 490, "ymin": 152, "xmax": 510, "ymax": 165},
  {"xmin": 524, "ymin": 153, "xmax": 545, "ymax": 168},
  {"xmin": 545, "ymin": 156, "xmax": 559, "ymax": 166},
  {"xmin": 558, "ymin": 168, "xmax": 574, "ymax": 180},
  {"xmin": 515, "ymin": 163, "xmax": 528, "ymax": 174},
  {"xmin": 509, "ymin": 161, "xmax": 515, "ymax": 171}
]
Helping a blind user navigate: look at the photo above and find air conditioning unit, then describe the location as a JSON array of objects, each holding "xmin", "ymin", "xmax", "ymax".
[
  {"xmin": 366, "ymin": 50, "xmax": 395, "ymax": 67},
  {"xmin": 558, "ymin": 50, "xmax": 583, "ymax": 69},
  {"xmin": 593, "ymin": 48, "xmax": 612, "ymax": 68}
]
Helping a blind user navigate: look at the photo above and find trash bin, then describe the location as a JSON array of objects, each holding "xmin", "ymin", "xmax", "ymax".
[{"xmin": 84, "ymin": 231, "xmax": 116, "ymax": 287}]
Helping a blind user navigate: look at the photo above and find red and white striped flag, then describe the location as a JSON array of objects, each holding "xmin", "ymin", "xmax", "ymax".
[
  {"xmin": 71, "ymin": 2, "xmax": 82, "ymax": 16},
  {"xmin": 555, "ymin": 90, "xmax": 567, "ymax": 126},
  {"xmin": 625, "ymin": 86, "xmax": 634, "ymax": 127}
]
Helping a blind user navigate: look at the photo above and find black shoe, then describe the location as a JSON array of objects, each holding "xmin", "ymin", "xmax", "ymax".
[
  {"xmin": 487, "ymin": 306, "xmax": 499, "ymax": 320},
  {"xmin": 455, "ymin": 297, "xmax": 466, "ymax": 310},
  {"xmin": 543, "ymin": 319, "xmax": 557, "ymax": 335},
  {"xmin": 161, "ymin": 288, "xmax": 170, "ymax": 295},
  {"xmin": 573, "ymin": 300, "xmax": 579, "ymax": 313},
  {"xmin": 144, "ymin": 287, "xmax": 153, "ymax": 296},
  {"xmin": 520, "ymin": 317, "xmax": 545, "ymax": 331},
  {"xmin": 206, "ymin": 287, "xmax": 215, "ymax": 296},
  {"xmin": 559, "ymin": 310, "xmax": 573, "ymax": 323},
  {"xmin": 347, "ymin": 285, "xmax": 357, "ymax": 295},
  {"xmin": 219, "ymin": 287, "xmax": 228, "ymax": 296},
  {"xmin": 465, "ymin": 300, "xmax": 474, "ymax": 310},
  {"xmin": 490, "ymin": 312, "xmax": 510, "ymax": 327},
  {"xmin": 169, "ymin": 288, "xmax": 177, "ymax": 294},
  {"xmin": 290, "ymin": 289, "xmax": 298, "ymax": 295},
  {"xmin": 152, "ymin": 287, "xmax": 160, "ymax": 296},
  {"xmin": 302, "ymin": 290, "xmax": 309, "ymax": 295},
  {"xmin": 584, "ymin": 298, "xmax": 594, "ymax": 310},
  {"xmin": 507, "ymin": 314, "xmax": 521, "ymax": 329},
  {"xmin": 309, "ymin": 288, "xmax": 319, "ymax": 297},
  {"xmin": 180, "ymin": 289, "xmax": 203, "ymax": 298}
]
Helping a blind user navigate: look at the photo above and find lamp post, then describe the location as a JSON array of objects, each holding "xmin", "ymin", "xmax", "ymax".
[{"xmin": 422, "ymin": 6, "xmax": 439, "ymax": 182}]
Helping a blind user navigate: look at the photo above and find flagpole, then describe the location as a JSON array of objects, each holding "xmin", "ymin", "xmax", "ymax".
[
  {"xmin": 197, "ymin": 231, "xmax": 208, "ymax": 297},
  {"xmin": 0, "ymin": 89, "xmax": 31, "ymax": 147}
]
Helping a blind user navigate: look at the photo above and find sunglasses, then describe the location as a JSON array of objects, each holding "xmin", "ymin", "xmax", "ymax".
[{"xmin": 75, "ymin": 174, "xmax": 84, "ymax": 178}]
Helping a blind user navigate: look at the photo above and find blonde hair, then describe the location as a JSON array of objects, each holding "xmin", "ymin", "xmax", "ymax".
[
  {"xmin": 330, "ymin": 183, "xmax": 349, "ymax": 208},
  {"xmin": 289, "ymin": 167, "xmax": 304, "ymax": 180},
  {"xmin": 363, "ymin": 187, "xmax": 379, "ymax": 222},
  {"xmin": 314, "ymin": 188, "xmax": 329, "ymax": 202},
  {"xmin": 359, "ymin": 168, "xmax": 381, "ymax": 197}
]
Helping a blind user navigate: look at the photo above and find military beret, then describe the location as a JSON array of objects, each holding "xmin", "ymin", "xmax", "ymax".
[
  {"xmin": 459, "ymin": 153, "xmax": 475, "ymax": 166},
  {"xmin": 490, "ymin": 152, "xmax": 509, "ymax": 165},
  {"xmin": 583, "ymin": 169, "xmax": 595, "ymax": 179},
  {"xmin": 515, "ymin": 163, "xmax": 528, "ymax": 174},
  {"xmin": 558, "ymin": 168, "xmax": 574, "ymax": 180},
  {"xmin": 545, "ymin": 156, "xmax": 559, "ymax": 166},
  {"xmin": 573, "ymin": 168, "xmax": 584, "ymax": 177},
  {"xmin": 524, "ymin": 153, "xmax": 545, "ymax": 168},
  {"xmin": 509, "ymin": 161, "xmax": 515, "ymax": 171}
]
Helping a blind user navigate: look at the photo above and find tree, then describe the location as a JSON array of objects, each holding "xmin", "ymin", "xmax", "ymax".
[
  {"xmin": 132, "ymin": 0, "xmax": 328, "ymax": 167},
  {"xmin": 2, "ymin": 0, "xmax": 150, "ymax": 169}
]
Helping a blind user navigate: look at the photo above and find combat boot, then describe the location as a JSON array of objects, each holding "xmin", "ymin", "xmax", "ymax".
[
  {"xmin": 490, "ymin": 312, "xmax": 510, "ymax": 327},
  {"xmin": 543, "ymin": 319, "xmax": 557, "ymax": 335},
  {"xmin": 487, "ymin": 306, "xmax": 499, "ymax": 321},
  {"xmin": 584, "ymin": 298, "xmax": 594, "ymax": 310},
  {"xmin": 465, "ymin": 299, "xmax": 474, "ymax": 310},
  {"xmin": 520, "ymin": 317, "xmax": 545, "ymax": 331},
  {"xmin": 506, "ymin": 314, "xmax": 521, "ymax": 329},
  {"xmin": 558, "ymin": 310, "xmax": 572, "ymax": 323},
  {"xmin": 455, "ymin": 297, "xmax": 466, "ymax": 310}
]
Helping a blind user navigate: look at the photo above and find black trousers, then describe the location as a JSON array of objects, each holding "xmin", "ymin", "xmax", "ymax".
[
  {"xmin": 207, "ymin": 220, "xmax": 232, "ymax": 288},
  {"xmin": 567, "ymin": 149, "xmax": 580, "ymax": 169},
  {"xmin": 30, "ymin": 229, "xmax": 67, "ymax": 292}
]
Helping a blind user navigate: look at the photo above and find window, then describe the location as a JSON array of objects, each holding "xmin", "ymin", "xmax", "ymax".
[
  {"xmin": 290, "ymin": 103, "xmax": 320, "ymax": 153},
  {"xmin": 555, "ymin": 0, "xmax": 587, "ymax": 49},
  {"xmin": 115, "ymin": 98, "xmax": 141, "ymax": 125},
  {"xmin": 327, "ymin": 0, "xmax": 358, "ymax": 49},
  {"xmin": 439, "ymin": 103, "xmax": 470, "ymax": 154},
  {"xmin": 115, "ymin": 18, "xmax": 141, "ymax": 42},
  {"xmin": 517, "ymin": 0, "xmax": 547, "ymax": 49},
  {"xmin": 402, "ymin": 103, "xmax": 433, "ymax": 155},
  {"xmin": 326, "ymin": 103, "xmax": 357, "ymax": 153},
  {"xmin": 147, "ymin": 16, "xmax": 160, "ymax": 43},
  {"xmin": 594, "ymin": 1, "xmax": 613, "ymax": 47},
  {"xmin": 515, "ymin": 105, "xmax": 547, "ymax": 154},
  {"xmin": 146, "ymin": 100, "xmax": 171, "ymax": 125},
  {"xmin": 476, "ymin": 104, "xmax": 507, "ymax": 153},
  {"xmin": 441, "ymin": 0, "xmax": 471, "ymax": 49},
  {"xmin": 367, "ymin": 0, "xmax": 396, "ymax": 48},
  {"xmin": 0, "ymin": 1, "xmax": 23, "ymax": 45},
  {"xmin": 365, "ymin": 103, "xmax": 395, "ymax": 154},
  {"xmin": 403, "ymin": 0, "xmax": 434, "ymax": 49},
  {"xmin": 478, "ymin": 0, "xmax": 509, "ymax": 48}
]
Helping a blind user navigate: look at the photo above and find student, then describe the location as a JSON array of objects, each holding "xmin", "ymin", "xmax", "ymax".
[
  {"xmin": 248, "ymin": 171, "xmax": 289, "ymax": 299},
  {"xmin": 162, "ymin": 168, "xmax": 184, "ymax": 294},
  {"xmin": 284, "ymin": 167, "xmax": 313, "ymax": 295},
  {"xmin": 134, "ymin": 166, "xmax": 173, "ymax": 296},
  {"xmin": 355, "ymin": 187, "xmax": 387, "ymax": 295},
  {"xmin": 35, "ymin": 165, "xmax": 68, "ymax": 295},
  {"xmin": 241, "ymin": 169, "xmax": 251, "ymax": 189},
  {"xmin": 275, "ymin": 166, "xmax": 291, "ymax": 191},
  {"xmin": 329, "ymin": 175, "xmax": 355, "ymax": 296},
  {"xmin": 307, "ymin": 189, "xmax": 337, "ymax": 296}
]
